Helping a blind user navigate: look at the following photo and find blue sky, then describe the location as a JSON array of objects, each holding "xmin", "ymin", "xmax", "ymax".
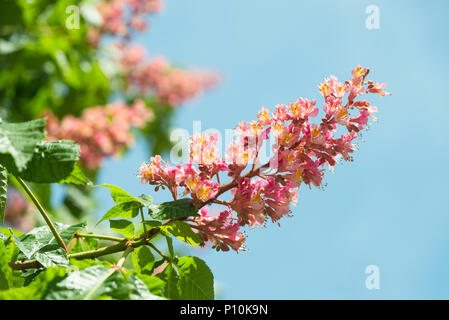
[{"xmin": 94, "ymin": 0, "xmax": 449, "ymax": 299}]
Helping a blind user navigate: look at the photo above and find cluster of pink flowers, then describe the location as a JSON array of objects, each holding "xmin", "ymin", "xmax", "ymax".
[
  {"xmin": 139, "ymin": 66, "xmax": 390, "ymax": 252},
  {"xmin": 87, "ymin": 0, "xmax": 163, "ymax": 46},
  {"xmin": 46, "ymin": 100, "xmax": 154, "ymax": 170},
  {"xmin": 117, "ymin": 44, "xmax": 219, "ymax": 106}
]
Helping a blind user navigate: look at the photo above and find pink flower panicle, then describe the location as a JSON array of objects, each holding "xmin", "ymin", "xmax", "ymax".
[
  {"xmin": 120, "ymin": 51, "xmax": 220, "ymax": 106},
  {"xmin": 89, "ymin": 0, "xmax": 163, "ymax": 44},
  {"xmin": 138, "ymin": 66, "xmax": 390, "ymax": 252},
  {"xmin": 192, "ymin": 208, "xmax": 246, "ymax": 252},
  {"xmin": 46, "ymin": 100, "xmax": 154, "ymax": 170}
]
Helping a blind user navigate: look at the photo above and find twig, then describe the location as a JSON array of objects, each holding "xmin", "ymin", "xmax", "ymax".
[{"xmin": 16, "ymin": 176, "xmax": 68, "ymax": 253}]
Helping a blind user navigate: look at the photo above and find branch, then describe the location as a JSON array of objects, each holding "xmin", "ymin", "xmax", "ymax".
[
  {"xmin": 75, "ymin": 233, "xmax": 126, "ymax": 243},
  {"xmin": 9, "ymin": 225, "xmax": 164, "ymax": 271}
]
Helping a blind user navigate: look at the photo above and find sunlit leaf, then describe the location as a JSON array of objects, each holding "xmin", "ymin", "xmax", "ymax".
[
  {"xmin": 176, "ymin": 256, "xmax": 214, "ymax": 300},
  {"xmin": 132, "ymin": 246, "xmax": 155, "ymax": 275},
  {"xmin": 148, "ymin": 198, "xmax": 199, "ymax": 221},
  {"xmin": 109, "ymin": 219, "xmax": 135, "ymax": 238},
  {"xmin": 161, "ymin": 221, "xmax": 202, "ymax": 246}
]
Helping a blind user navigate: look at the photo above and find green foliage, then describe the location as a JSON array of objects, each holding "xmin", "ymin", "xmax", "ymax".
[
  {"xmin": 148, "ymin": 198, "xmax": 200, "ymax": 220},
  {"xmin": 0, "ymin": 0, "xmax": 110, "ymax": 121},
  {"xmin": 155, "ymin": 256, "xmax": 214, "ymax": 300},
  {"xmin": 0, "ymin": 240, "xmax": 14, "ymax": 290},
  {"xmin": 0, "ymin": 118, "xmax": 46, "ymax": 171},
  {"xmin": 59, "ymin": 164, "xmax": 90, "ymax": 185},
  {"xmin": 160, "ymin": 264, "xmax": 180, "ymax": 300},
  {"xmin": 98, "ymin": 202, "xmax": 141, "ymax": 225},
  {"xmin": 161, "ymin": 221, "xmax": 202, "ymax": 246},
  {"xmin": 13, "ymin": 222, "xmax": 86, "ymax": 267},
  {"xmin": 7, "ymin": 140, "xmax": 81, "ymax": 183},
  {"xmin": 99, "ymin": 184, "xmax": 151, "ymax": 205},
  {"xmin": 97, "ymin": 184, "xmax": 153, "ymax": 225},
  {"xmin": 176, "ymin": 256, "xmax": 214, "ymax": 300},
  {"xmin": 109, "ymin": 219, "xmax": 135, "ymax": 238},
  {"xmin": 135, "ymin": 273, "xmax": 166, "ymax": 297},
  {"xmin": 44, "ymin": 265, "xmax": 160, "ymax": 300},
  {"xmin": 0, "ymin": 267, "xmax": 67, "ymax": 300},
  {"xmin": 132, "ymin": 246, "xmax": 155, "ymax": 275}
]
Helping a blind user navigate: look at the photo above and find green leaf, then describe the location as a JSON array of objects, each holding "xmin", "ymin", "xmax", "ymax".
[
  {"xmin": 0, "ymin": 237, "xmax": 23, "ymax": 289},
  {"xmin": 0, "ymin": 240, "xmax": 13, "ymax": 290},
  {"xmin": 0, "ymin": 164, "xmax": 7, "ymax": 223},
  {"xmin": 13, "ymin": 222, "xmax": 86, "ymax": 265},
  {"xmin": 96, "ymin": 185, "xmax": 153, "ymax": 225},
  {"xmin": 135, "ymin": 194, "xmax": 153, "ymax": 207},
  {"xmin": 69, "ymin": 259, "xmax": 112, "ymax": 270},
  {"xmin": 98, "ymin": 184, "xmax": 152, "ymax": 206},
  {"xmin": 44, "ymin": 265, "xmax": 116, "ymax": 300},
  {"xmin": 59, "ymin": 164, "xmax": 90, "ymax": 185},
  {"xmin": 97, "ymin": 201, "xmax": 140, "ymax": 225},
  {"xmin": 161, "ymin": 221, "xmax": 202, "ymax": 246},
  {"xmin": 70, "ymin": 237, "xmax": 98, "ymax": 254},
  {"xmin": 143, "ymin": 220, "xmax": 162, "ymax": 229},
  {"xmin": 0, "ymin": 227, "xmax": 22, "ymax": 237},
  {"xmin": 109, "ymin": 219, "xmax": 135, "ymax": 238},
  {"xmin": 0, "ymin": 118, "xmax": 46, "ymax": 172},
  {"xmin": 148, "ymin": 198, "xmax": 199, "ymax": 220},
  {"xmin": 136, "ymin": 273, "xmax": 166, "ymax": 297},
  {"xmin": 15, "ymin": 140, "xmax": 80, "ymax": 183},
  {"xmin": 0, "ymin": 267, "xmax": 67, "ymax": 300},
  {"xmin": 127, "ymin": 274, "xmax": 163, "ymax": 300},
  {"xmin": 132, "ymin": 246, "xmax": 155, "ymax": 275},
  {"xmin": 0, "ymin": 231, "xmax": 7, "ymax": 243},
  {"xmin": 40, "ymin": 266, "xmax": 162, "ymax": 300},
  {"xmin": 176, "ymin": 256, "xmax": 214, "ymax": 300},
  {"xmin": 160, "ymin": 264, "xmax": 180, "ymax": 300},
  {"xmin": 34, "ymin": 244, "xmax": 69, "ymax": 268}
]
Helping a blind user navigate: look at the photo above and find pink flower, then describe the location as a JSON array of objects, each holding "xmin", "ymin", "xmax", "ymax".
[
  {"xmin": 192, "ymin": 208, "xmax": 246, "ymax": 252},
  {"xmin": 45, "ymin": 100, "xmax": 153, "ymax": 170},
  {"xmin": 125, "ymin": 55, "xmax": 219, "ymax": 106},
  {"xmin": 138, "ymin": 66, "xmax": 390, "ymax": 253}
]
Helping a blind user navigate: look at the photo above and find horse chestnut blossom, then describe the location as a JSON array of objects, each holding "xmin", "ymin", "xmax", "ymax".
[
  {"xmin": 88, "ymin": 0, "xmax": 163, "ymax": 45},
  {"xmin": 117, "ymin": 45, "xmax": 220, "ymax": 106},
  {"xmin": 139, "ymin": 66, "xmax": 390, "ymax": 252},
  {"xmin": 46, "ymin": 100, "xmax": 154, "ymax": 170}
]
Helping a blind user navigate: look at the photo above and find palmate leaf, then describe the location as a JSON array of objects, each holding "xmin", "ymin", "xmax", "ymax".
[
  {"xmin": 0, "ymin": 267, "xmax": 67, "ymax": 300},
  {"xmin": 0, "ymin": 118, "xmax": 46, "ymax": 172},
  {"xmin": 156, "ymin": 256, "xmax": 214, "ymax": 300},
  {"xmin": 161, "ymin": 221, "xmax": 202, "ymax": 246},
  {"xmin": 0, "ymin": 240, "xmax": 13, "ymax": 290},
  {"xmin": 109, "ymin": 219, "xmax": 135, "ymax": 238},
  {"xmin": 44, "ymin": 265, "xmax": 162, "ymax": 300},
  {"xmin": 132, "ymin": 246, "xmax": 155, "ymax": 275},
  {"xmin": 0, "ymin": 164, "xmax": 7, "ymax": 223},
  {"xmin": 58, "ymin": 164, "xmax": 90, "ymax": 185},
  {"xmin": 96, "ymin": 184, "xmax": 153, "ymax": 224},
  {"xmin": 12, "ymin": 222, "xmax": 86, "ymax": 267},
  {"xmin": 176, "ymin": 256, "xmax": 214, "ymax": 300},
  {"xmin": 97, "ymin": 201, "xmax": 141, "ymax": 225},
  {"xmin": 98, "ymin": 184, "xmax": 152, "ymax": 206},
  {"xmin": 0, "ymin": 118, "xmax": 85, "ymax": 185},
  {"xmin": 148, "ymin": 198, "xmax": 200, "ymax": 221},
  {"xmin": 136, "ymin": 273, "xmax": 166, "ymax": 297},
  {"xmin": 12, "ymin": 140, "xmax": 81, "ymax": 184}
]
